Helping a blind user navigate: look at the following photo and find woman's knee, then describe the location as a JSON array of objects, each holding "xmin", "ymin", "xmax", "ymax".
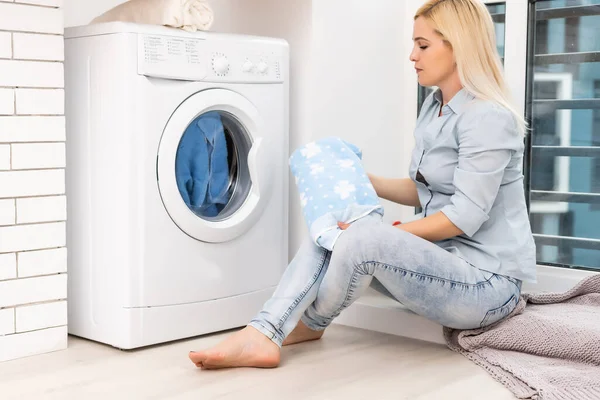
[{"xmin": 332, "ymin": 218, "xmax": 393, "ymax": 263}]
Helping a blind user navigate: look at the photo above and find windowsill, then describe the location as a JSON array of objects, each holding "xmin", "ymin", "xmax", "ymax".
[{"xmin": 333, "ymin": 264, "xmax": 599, "ymax": 345}]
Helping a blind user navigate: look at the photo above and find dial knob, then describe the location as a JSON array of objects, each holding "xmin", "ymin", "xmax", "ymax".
[
  {"xmin": 257, "ymin": 62, "xmax": 269, "ymax": 74},
  {"xmin": 213, "ymin": 56, "xmax": 230, "ymax": 75},
  {"xmin": 242, "ymin": 60, "xmax": 254, "ymax": 72}
]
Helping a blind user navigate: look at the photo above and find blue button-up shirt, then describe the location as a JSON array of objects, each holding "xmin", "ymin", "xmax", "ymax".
[{"xmin": 409, "ymin": 88, "xmax": 537, "ymax": 282}]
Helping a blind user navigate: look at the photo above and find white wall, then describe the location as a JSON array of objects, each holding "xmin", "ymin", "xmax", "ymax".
[
  {"xmin": 63, "ymin": 0, "xmax": 126, "ymax": 27},
  {"xmin": 0, "ymin": 0, "xmax": 68, "ymax": 362},
  {"xmin": 311, "ymin": 0, "xmax": 419, "ymax": 228}
]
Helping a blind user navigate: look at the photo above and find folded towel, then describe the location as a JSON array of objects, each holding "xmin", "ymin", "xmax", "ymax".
[
  {"xmin": 92, "ymin": 0, "xmax": 214, "ymax": 32},
  {"xmin": 176, "ymin": 111, "xmax": 230, "ymax": 217},
  {"xmin": 289, "ymin": 137, "xmax": 384, "ymax": 250}
]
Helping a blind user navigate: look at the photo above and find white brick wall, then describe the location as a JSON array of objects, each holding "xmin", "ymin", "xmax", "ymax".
[
  {"xmin": 18, "ymin": 247, "xmax": 67, "ymax": 278},
  {"xmin": 12, "ymin": 143, "xmax": 66, "ymax": 169},
  {"xmin": 0, "ymin": 89, "xmax": 15, "ymax": 115},
  {"xmin": 16, "ymin": 89, "xmax": 65, "ymax": 115},
  {"xmin": 0, "ymin": 169, "xmax": 65, "ymax": 198},
  {"xmin": 16, "ymin": 300, "xmax": 67, "ymax": 332},
  {"xmin": 0, "ymin": 0, "xmax": 67, "ymax": 363},
  {"xmin": 16, "ymin": 1, "xmax": 64, "ymax": 8},
  {"xmin": 17, "ymin": 195, "xmax": 67, "ymax": 224},
  {"xmin": 0, "ymin": 326, "xmax": 67, "ymax": 363},
  {"xmin": 0, "ymin": 60, "xmax": 64, "ymax": 88},
  {"xmin": 13, "ymin": 33, "xmax": 64, "ymax": 61},
  {"xmin": 0, "ymin": 308, "xmax": 15, "ymax": 336},
  {"xmin": 0, "ymin": 274, "xmax": 67, "ymax": 309},
  {"xmin": 0, "ymin": 222, "xmax": 66, "ymax": 253},
  {"xmin": 0, "ymin": 116, "xmax": 66, "ymax": 143},
  {"xmin": 0, "ymin": 32, "xmax": 11, "ymax": 59},
  {"xmin": 0, "ymin": 199, "xmax": 16, "ymax": 226},
  {"xmin": 0, "ymin": 253, "xmax": 17, "ymax": 281},
  {"xmin": 0, "ymin": 144, "xmax": 10, "ymax": 170},
  {"xmin": 0, "ymin": 2, "xmax": 63, "ymax": 34}
]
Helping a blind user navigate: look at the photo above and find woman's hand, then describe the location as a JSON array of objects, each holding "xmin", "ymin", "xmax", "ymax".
[
  {"xmin": 393, "ymin": 212, "xmax": 463, "ymax": 242},
  {"xmin": 338, "ymin": 221, "xmax": 401, "ymax": 231},
  {"xmin": 337, "ymin": 222, "xmax": 351, "ymax": 230}
]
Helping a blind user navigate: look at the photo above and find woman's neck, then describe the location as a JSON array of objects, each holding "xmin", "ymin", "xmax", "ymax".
[{"xmin": 437, "ymin": 76, "xmax": 463, "ymax": 106}]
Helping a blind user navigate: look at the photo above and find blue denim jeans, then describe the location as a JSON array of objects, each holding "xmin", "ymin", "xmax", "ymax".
[{"xmin": 249, "ymin": 215, "xmax": 522, "ymax": 347}]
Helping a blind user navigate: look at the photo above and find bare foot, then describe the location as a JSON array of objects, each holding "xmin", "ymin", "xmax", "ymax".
[
  {"xmin": 282, "ymin": 321, "xmax": 324, "ymax": 346},
  {"xmin": 188, "ymin": 326, "xmax": 280, "ymax": 370}
]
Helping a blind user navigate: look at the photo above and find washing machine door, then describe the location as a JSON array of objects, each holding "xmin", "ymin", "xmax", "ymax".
[{"xmin": 157, "ymin": 89, "xmax": 273, "ymax": 243}]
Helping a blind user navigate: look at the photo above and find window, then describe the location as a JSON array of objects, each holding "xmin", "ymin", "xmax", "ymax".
[
  {"xmin": 592, "ymin": 80, "xmax": 600, "ymax": 208},
  {"xmin": 526, "ymin": 0, "xmax": 600, "ymax": 270}
]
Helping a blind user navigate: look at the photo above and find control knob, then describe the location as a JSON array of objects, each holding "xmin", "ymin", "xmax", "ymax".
[{"xmin": 213, "ymin": 56, "xmax": 230, "ymax": 75}]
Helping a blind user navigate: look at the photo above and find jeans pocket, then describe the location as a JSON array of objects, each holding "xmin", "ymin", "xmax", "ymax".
[{"xmin": 479, "ymin": 294, "xmax": 519, "ymax": 328}]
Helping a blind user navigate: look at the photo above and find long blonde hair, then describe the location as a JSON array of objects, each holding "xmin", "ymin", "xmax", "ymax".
[{"xmin": 415, "ymin": 0, "xmax": 526, "ymax": 135}]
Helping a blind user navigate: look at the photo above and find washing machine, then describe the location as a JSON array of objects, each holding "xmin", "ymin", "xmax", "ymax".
[{"xmin": 64, "ymin": 22, "xmax": 289, "ymax": 349}]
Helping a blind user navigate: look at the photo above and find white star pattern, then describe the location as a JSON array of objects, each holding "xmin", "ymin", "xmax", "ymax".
[
  {"xmin": 310, "ymin": 163, "xmax": 325, "ymax": 175},
  {"xmin": 299, "ymin": 192, "xmax": 308, "ymax": 207},
  {"xmin": 301, "ymin": 142, "xmax": 322, "ymax": 159},
  {"xmin": 336, "ymin": 159, "xmax": 354, "ymax": 169},
  {"xmin": 334, "ymin": 180, "xmax": 356, "ymax": 200}
]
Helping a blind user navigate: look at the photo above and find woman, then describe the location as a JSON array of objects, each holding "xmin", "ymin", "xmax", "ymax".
[{"xmin": 189, "ymin": 0, "xmax": 536, "ymax": 369}]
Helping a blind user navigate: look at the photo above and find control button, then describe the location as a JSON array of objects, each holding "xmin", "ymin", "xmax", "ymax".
[
  {"xmin": 242, "ymin": 61, "xmax": 254, "ymax": 72},
  {"xmin": 257, "ymin": 62, "xmax": 269, "ymax": 74},
  {"xmin": 213, "ymin": 56, "xmax": 230, "ymax": 75}
]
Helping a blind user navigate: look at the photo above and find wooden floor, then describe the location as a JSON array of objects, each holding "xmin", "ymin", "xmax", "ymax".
[{"xmin": 0, "ymin": 325, "xmax": 514, "ymax": 400}]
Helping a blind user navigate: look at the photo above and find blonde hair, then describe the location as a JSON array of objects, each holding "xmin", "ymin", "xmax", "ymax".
[{"xmin": 415, "ymin": 0, "xmax": 527, "ymax": 135}]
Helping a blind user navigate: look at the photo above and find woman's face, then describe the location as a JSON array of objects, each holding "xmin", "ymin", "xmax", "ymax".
[{"xmin": 410, "ymin": 17, "xmax": 456, "ymax": 88}]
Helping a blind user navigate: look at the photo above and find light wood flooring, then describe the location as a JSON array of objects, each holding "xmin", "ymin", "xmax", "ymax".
[{"xmin": 0, "ymin": 325, "xmax": 515, "ymax": 400}]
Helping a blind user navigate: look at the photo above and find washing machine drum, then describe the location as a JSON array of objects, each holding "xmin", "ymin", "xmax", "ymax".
[{"xmin": 157, "ymin": 89, "xmax": 273, "ymax": 243}]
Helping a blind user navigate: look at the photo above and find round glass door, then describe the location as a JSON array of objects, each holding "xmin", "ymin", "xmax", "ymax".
[
  {"xmin": 158, "ymin": 89, "xmax": 273, "ymax": 243},
  {"xmin": 175, "ymin": 110, "xmax": 252, "ymax": 221}
]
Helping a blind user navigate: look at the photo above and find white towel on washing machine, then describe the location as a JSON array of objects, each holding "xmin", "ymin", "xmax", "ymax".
[{"xmin": 92, "ymin": 0, "xmax": 214, "ymax": 32}]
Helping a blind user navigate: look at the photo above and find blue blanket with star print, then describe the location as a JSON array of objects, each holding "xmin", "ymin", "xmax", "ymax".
[{"xmin": 289, "ymin": 137, "xmax": 384, "ymax": 250}]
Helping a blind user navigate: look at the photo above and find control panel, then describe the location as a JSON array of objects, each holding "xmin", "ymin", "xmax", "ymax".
[{"xmin": 137, "ymin": 33, "xmax": 284, "ymax": 83}]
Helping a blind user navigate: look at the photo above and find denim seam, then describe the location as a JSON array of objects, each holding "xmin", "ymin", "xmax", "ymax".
[
  {"xmin": 250, "ymin": 320, "xmax": 276, "ymax": 339},
  {"xmin": 505, "ymin": 277, "xmax": 522, "ymax": 294},
  {"xmin": 330, "ymin": 268, "xmax": 361, "ymax": 321},
  {"xmin": 276, "ymin": 248, "xmax": 329, "ymax": 329},
  {"xmin": 480, "ymin": 293, "xmax": 518, "ymax": 328},
  {"xmin": 361, "ymin": 260, "xmax": 494, "ymax": 288},
  {"xmin": 317, "ymin": 268, "xmax": 361, "ymax": 328}
]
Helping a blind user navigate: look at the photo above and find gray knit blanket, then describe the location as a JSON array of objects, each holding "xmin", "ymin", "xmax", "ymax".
[{"xmin": 444, "ymin": 274, "xmax": 600, "ymax": 400}]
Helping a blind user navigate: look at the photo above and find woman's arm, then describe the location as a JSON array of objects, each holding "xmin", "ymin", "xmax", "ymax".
[
  {"xmin": 395, "ymin": 211, "xmax": 463, "ymax": 242},
  {"xmin": 337, "ymin": 211, "xmax": 463, "ymax": 242},
  {"xmin": 368, "ymin": 174, "xmax": 421, "ymax": 208}
]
